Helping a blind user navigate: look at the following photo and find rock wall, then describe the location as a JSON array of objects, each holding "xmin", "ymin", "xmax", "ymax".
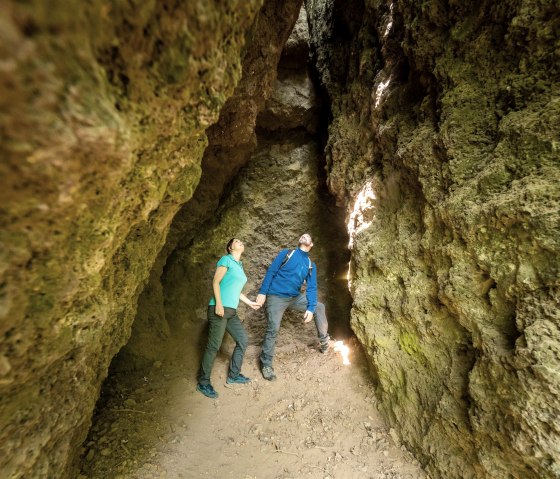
[
  {"xmin": 115, "ymin": 0, "xmax": 304, "ymax": 371},
  {"xmin": 306, "ymin": 1, "xmax": 560, "ymax": 478},
  {"xmin": 162, "ymin": 7, "xmax": 352, "ymax": 359},
  {"xmin": 0, "ymin": 1, "xmax": 287, "ymax": 477}
]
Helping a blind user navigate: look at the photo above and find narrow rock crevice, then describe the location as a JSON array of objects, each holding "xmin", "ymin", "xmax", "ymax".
[{"xmin": 0, "ymin": 1, "xmax": 558, "ymax": 478}]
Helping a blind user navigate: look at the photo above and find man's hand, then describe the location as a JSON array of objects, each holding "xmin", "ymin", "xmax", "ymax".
[
  {"xmin": 256, "ymin": 294, "xmax": 267, "ymax": 306},
  {"xmin": 248, "ymin": 301, "xmax": 261, "ymax": 310},
  {"xmin": 303, "ymin": 311, "xmax": 314, "ymax": 323}
]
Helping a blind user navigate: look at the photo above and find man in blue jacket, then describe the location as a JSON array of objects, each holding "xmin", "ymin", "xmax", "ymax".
[{"xmin": 256, "ymin": 233, "xmax": 330, "ymax": 381}]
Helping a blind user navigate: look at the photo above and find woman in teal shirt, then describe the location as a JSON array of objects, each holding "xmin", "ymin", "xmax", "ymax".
[{"xmin": 197, "ymin": 238, "xmax": 260, "ymax": 399}]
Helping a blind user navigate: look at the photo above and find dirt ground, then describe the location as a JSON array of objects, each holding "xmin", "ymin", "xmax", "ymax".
[{"xmin": 79, "ymin": 312, "xmax": 427, "ymax": 479}]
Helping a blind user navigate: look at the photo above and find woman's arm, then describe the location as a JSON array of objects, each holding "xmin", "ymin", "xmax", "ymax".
[
  {"xmin": 240, "ymin": 293, "xmax": 261, "ymax": 310},
  {"xmin": 212, "ymin": 266, "xmax": 227, "ymax": 316}
]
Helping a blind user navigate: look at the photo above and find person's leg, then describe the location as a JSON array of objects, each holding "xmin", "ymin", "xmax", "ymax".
[
  {"xmin": 260, "ymin": 295, "xmax": 290, "ymax": 368},
  {"xmin": 224, "ymin": 308, "xmax": 248, "ymax": 379},
  {"xmin": 290, "ymin": 294, "xmax": 329, "ymax": 343},
  {"xmin": 313, "ymin": 302, "xmax": 329, "ymax": 343},
  {"xmin": 197, "ymin": 306, "xmax": 227, "ymax": 386}
]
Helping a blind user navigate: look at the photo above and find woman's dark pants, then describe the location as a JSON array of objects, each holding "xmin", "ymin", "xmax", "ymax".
[{"xmin": 198, "ymin": 306, "xmax": 248, "ymax": 386}]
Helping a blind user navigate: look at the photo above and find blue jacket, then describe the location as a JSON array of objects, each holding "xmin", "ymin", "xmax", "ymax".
[{"xmin": 259, "ymin": 248, "xmax": 318, "ymax": 312}]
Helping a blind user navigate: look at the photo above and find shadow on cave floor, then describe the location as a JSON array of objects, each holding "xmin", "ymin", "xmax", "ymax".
[{"xmin": 79, "ymin": 318, "xmax": 426, "ymax": 479}]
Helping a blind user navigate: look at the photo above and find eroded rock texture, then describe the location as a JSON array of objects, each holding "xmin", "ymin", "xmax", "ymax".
[
  {"xmin": 0, "ymin": 1, "xmax": 302, "ymax": 477},
  {"xmin": 306, "ymin": 1, "xmax": 560, "ymax": 478},
  {"xmin": 116, "ymin": 0, "xmax": 304, "ymax": 370},
  {"xmin": 163, "ymin": 7, "xmax": 351, "ymax": 358}
]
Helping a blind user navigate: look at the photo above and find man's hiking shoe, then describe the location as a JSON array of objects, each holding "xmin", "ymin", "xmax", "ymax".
[
  {"xmin": 261, "ymin": 366, "xmax": 276, "ymax": 381},
  {"xmin": 196, "ymin": 383, "xmax": 218, "ymax": 399},
  {"xmin": 319, "ymin": 340, "xmax": 330, "ymax": 353},
  {"xmin": 226, "ymin": 373, "xmax": 252, "ymax": 385}
]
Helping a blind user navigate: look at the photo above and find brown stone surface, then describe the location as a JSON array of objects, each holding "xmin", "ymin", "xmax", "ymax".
[
  {"xmin": 306, "ymin": 1, "xmax": 560, "ymax": 478},
  {"xmin": 163, "ymin": 128, "xmax": 352, "ymax": 348},
  {"xmin": 282, "ymin": 6, "xmax": 312, "ymax": 68},
  {"xmin": 118, "ymin": 0, "xmax": 305, "ymax": 371},
  {"xmin": 2, "ymin": 1, "xmax": 558, "ymax": 477},
  {"xmin": 162, "ymin": 13, "xmax": 351, "ymax": 360},
  {"xmin": 257, "ymin": 69, "xmax": 320, "ymax": 133},
  {"xmin": 0, "ymin": 1, "xmax": 264, "ymax": 477},
  {"xmin": 257, "ymin": 7, "xmax": 320, "ymax": 134}
]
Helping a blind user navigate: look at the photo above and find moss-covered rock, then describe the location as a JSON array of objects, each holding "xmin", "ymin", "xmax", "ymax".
[
  {"xmin": 117, "ymin": 0, "xmax": 305, "ymax": 371},
  {"xmin": 306, "ymin": 0, "xmax": 560, "ymax": 478},
  {"xmin": 0, "ymin": 1, "xmax": 265, "ymax": 477},
  {"xmin": 163, "ymin": 10, "xmax": 351, "ymax": 365}
]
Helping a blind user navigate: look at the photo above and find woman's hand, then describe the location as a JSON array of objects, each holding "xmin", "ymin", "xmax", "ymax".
[
  {"xmin": 215, "ymin": 303, "xmax": 225, "ymax": 317},
  {"xmin": 248, "ymin": 301, "xmax": 261, "ymax": 310},
  {"xmin": 240, "ymin": 293, "xmax": 261, "ymax": 310}
]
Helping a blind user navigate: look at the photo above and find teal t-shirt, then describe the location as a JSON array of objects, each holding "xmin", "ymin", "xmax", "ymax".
[{"xmin": 208, "ymin": 255, "xmax": 247, "ymax": 309}]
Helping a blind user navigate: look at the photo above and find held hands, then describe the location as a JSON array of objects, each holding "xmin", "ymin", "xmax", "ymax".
[
  {"xmin": 248, "ymin": 301, "xmax": 261, "ymax": 310},
  {"xmin": 256, "ymin": 294, "xmax": 267, "ymax": 306},
  {"xmin": 240, "ymin": 293, "xmax": 262, "ymax": 311},
  {"xmin": 303, "ymin": 311, "xmax": 314, "ymax": 323}
]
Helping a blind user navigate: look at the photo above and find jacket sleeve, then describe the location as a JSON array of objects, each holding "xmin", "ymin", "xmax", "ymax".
[
  {"xmin": 258, "ymin": 249, "xmax": 289, "ymax": 295},
  {"xmin": 305, "ymin": 262, "xmax": 318, "ymax": 313}
]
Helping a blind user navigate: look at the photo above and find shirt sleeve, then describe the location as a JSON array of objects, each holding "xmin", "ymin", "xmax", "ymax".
[
  {"xmin": 258, "ymin": 249, "xmax": 289, "ymax": 295},
  {"xmin": 216, "ymin": 255, "xmax": 230, "ymax": 268},
  {"xmin": 305, "ymin": 262, "xmax": 318, "ymax": 313}
]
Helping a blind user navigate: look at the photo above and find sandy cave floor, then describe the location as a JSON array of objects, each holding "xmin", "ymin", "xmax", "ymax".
[{"xmin": 79, "ymin": 320, "xmax": 427, "ymax": 479}]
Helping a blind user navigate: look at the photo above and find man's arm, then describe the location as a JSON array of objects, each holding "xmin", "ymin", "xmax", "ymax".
[
  {"xmin": 305, "ymin": 262, "xmax": 318, "ymax": 314},
  {"xmin": 258, "ymin": 249, "xmax": 289, "ymax": 296}
]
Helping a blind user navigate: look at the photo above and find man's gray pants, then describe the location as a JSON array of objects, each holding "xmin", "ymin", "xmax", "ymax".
[{"xmin": 260, "ymin": 293, "xmax": 329, "ymax": 368}]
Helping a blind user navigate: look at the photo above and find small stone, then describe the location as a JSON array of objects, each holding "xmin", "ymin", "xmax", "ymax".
[
  {"xmin": 154, "ymin": 361, "xmax": 163, "ymax": 369},
  {"xmin": 124, "ymin": 398, "xmax": 137, "ymax": 407},
  {"xmin": 389, "ymin": 428, "xmax": 400, "ymax": 446},
  {"xmin": 86, "ymin": 449, "xmax": 95, "ymax": 461},
  {"xmin": 100, "ymin": 448, "xmax": 111, "ymax": 457},
  {"xmin": 0, "ymin": 354, "xmax": 12, "ymax": 376}
]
